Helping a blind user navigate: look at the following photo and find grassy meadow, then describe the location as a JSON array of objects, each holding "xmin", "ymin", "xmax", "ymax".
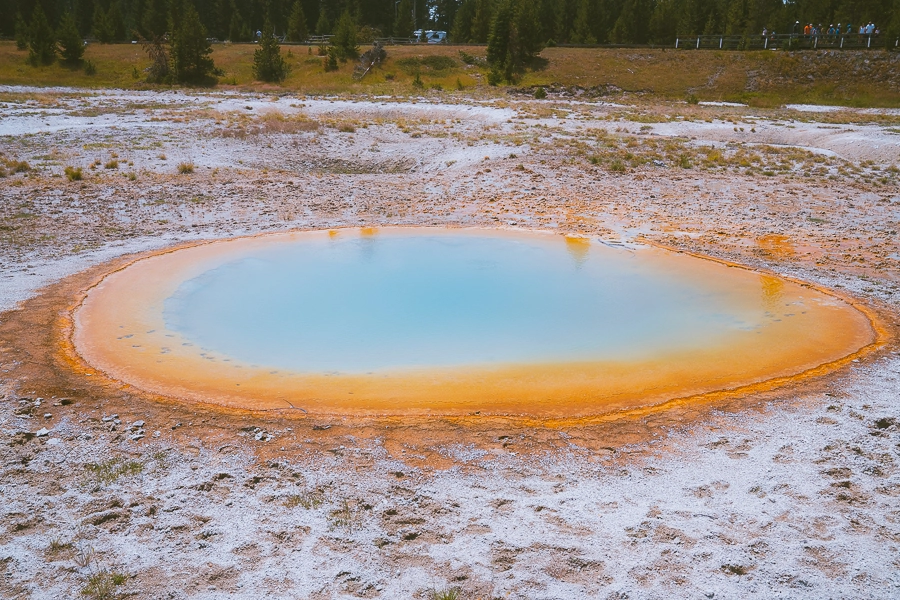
[{"xmin": 1, "ymin": 41, "xmax": 899, "ymax": 107}]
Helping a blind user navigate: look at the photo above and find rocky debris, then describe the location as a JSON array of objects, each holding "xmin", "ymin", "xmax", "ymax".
[
  {"xmin": 127, "ymin": 420, "xmax": 146, "ymax": 440},
  {"xmin": 10, "ymin": 431, "xmax": 35, "ymax": 445},
  {"xmin": 510, "ymin": 83, "xmax": 623, "ymax": 98}
]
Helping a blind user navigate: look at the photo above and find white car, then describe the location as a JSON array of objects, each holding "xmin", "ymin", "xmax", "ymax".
[{"xmin": 413, "ymin": 30, "xmax": 447, "ymax": 44}]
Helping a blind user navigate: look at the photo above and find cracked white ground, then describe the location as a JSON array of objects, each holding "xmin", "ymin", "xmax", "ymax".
[{"xmin": 0, "ymin": 87, "xmax": 898, "ymax": 599}]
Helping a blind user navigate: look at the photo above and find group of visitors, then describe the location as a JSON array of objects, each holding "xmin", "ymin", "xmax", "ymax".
[
  {"xmin": 784, "ymin": 21, "xmax": 879, "ymax": 37},
  {"xmin": 761, "ymin": 21, "xmax": 880, "ymax": 40}
]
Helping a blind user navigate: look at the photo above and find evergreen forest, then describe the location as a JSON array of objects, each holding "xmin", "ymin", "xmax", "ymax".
[{"xmin": 1, "ymin": 0, "xmax": 898, "ymax": 47}]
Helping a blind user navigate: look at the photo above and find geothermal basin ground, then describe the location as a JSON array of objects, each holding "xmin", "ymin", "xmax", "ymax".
[{"xmin": 0, "ymin": 87, "xmax": 899, "ymax": 599}]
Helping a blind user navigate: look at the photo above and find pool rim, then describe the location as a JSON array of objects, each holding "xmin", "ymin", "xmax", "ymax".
[{"xmin": 60, "ymin": 225, "xmax": 890, "ymax": 423}]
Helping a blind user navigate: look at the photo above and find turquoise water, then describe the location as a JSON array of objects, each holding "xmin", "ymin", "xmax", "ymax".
[{"xmin": 163, "ymin": 231, "xmax": 761, "ymax": 373}]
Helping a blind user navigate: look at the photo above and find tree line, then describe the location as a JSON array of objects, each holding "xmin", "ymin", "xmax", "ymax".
[{"xmin": 3, "ymin": 0, "xmax": 899, "ymax": 46}]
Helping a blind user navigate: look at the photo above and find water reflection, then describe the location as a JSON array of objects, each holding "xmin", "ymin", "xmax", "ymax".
[
  {"xmin": 760, "ymin": 274, "xmax": 784, "ymax": 312},
  {"xmin": 164, "ymin": 231, "xmax": 765, "ymax": 372},
  {"xmin": 564, "ymin": 236, "xmax": 591, "ymax": 269}
]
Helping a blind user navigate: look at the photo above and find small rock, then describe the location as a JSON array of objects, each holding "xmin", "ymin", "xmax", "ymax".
[
  {"xmin": 44, "ymin": 413, "xmax": 52, "ymax": 419},
  {"xmin": 153, "ymin": 430, "xmax": 161, "ymax": 438},
  {"xmin": 47, "ymin": 438, "xmax": 61, "ymax": 446},
  {"xmin": 130, "ymin": 433, "xmax": 145, "ymax": 441},
  {"xmin": 101, "ymin": 414, "xmax": 118, "ymax": 422},
  {"xmin": 132, "ymin": 420, "xmax": 145, "ymax": 428},
  {"xmin": 36, "ymin": 428, "xmax": 50, "ymax": 437},
  {"xmin": 254, "ymin": 431, "xmax": 266, "ymax": 441}
]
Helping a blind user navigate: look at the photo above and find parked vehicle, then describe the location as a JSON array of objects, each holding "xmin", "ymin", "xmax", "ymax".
[{"xmin": 412, "ymin": 30, "xmax": 447, "ymax": 44}]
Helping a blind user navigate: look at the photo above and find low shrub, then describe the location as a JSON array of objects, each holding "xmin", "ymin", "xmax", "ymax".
[{"xmin": 396, "ymin": 55, "xmax": 456, "ymax": 74}]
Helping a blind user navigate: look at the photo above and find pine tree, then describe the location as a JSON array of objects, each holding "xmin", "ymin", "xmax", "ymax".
[
  {"xmin": 107, "ymin": 1, "xmax": 127, "ymax": 41},
  {"xmin": 253, "ymin": 19, "xmax": 289, "ymax": 82},
  {"xmin": 648, "ymin": 0, "xmax": 677, "ymax": 44},
  {"xmin": 472, "ymin": 0, "xmax": 494, "ymax": 42},
  {"xmin": 611, "ymin": 0, "xmax": 652, "ymax": 43},
  {"xmin": 171, "ymin": 1, "xmax": 217, "ymax": 83},
  {"xmin": 58, "ymin": 12, "xmax": 85, "ymax": 63},
  {"xmin": 432, "ymin": 0, "xmax": 460, "ymax": 31},
  {"xmin": 536, "ymin": 0, "xmax": 556, "ymax": 45},
  {"xmin": 487, "ymin": 0, "xmax": 543, "ymax": 82},
  {"xmin": 702, "ymin": 8, "xmax": 721, "ymax": 35},
  {"xmin": 142, "ymin": 0, "xmax": 169, "ymax": 38},
  {"xmin": 93, "ymin": 3, "xmax": 114, "ymax": 43},
  {"xmin": 330, "ymin": 10, "xmax": 358, "ymax": 61},
  {"xmin": 486, "ymin": 0, "xmax": 514, "ymax": 81},
  {"xmin": 229, "ymin": 3, "xmax": 248, "ymax": 41},
  {"xmin": 553, "ymin": 0, "xmax": 573, "ymax": 43},
  {"xmin": 890, "ymin": 0, "xmax": 900, "ymax": 37},
  {"xmin": 323, "ymin": 46, "xmax": 338, "ymax": 71},
  {"xmin": 571, "ymin": 0, "xmax": 597, "ymax": 44},
  {"xmin": 393, "ymin": 0, "xmax": 414, "ymax": 38},
  {"xmin": 450, "ymin": 0, "xmax": 475, "ymax": 42},
  {"xmin": 515, "ymin": 0, "xmax": 543, "ymax": 58},
  {"xmin": 677, "ymin": 0, "xmax": 703, "ymax": 36},
  {"xmin": 287, "ymin": 1, "xmax": 308, "ymax": 42},
  {"xmin": 15, "ymin": 12, "xmax": 29, "ymax": 50},
  {"xmin": 28, "ymin": 4, "xmax": 57, "ymax": 65},
  {"xmin": 316, "ymin": 10, "xmax": 331, "ymax": 34}
]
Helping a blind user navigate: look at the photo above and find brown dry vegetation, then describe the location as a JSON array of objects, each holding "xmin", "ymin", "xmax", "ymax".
[{"xmin": 1, "ymin": 41, "xmax": 899, "ymax": 106}]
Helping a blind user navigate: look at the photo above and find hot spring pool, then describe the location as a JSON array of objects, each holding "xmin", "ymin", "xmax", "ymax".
[{"xmin": 73, "ymin": 228, "xmax": 875, "ymax": 416}]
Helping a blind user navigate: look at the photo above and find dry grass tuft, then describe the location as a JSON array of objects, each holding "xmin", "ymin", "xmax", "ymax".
[
  {"xmin": 285, "ymin": 491, "xmax": 324, "ymax": 509},
  {"xmin": 81, "ymin": 570, "xmax": 127, "ymax": 600},
  {"xmin": 85, "ymin": 458, "xmax": 143, "ymax": 485}
]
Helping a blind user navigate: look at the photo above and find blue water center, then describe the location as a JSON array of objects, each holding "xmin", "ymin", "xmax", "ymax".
[{"xmin": 162, "ymin": 230, "xmax": 762, "ymax": 373}]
